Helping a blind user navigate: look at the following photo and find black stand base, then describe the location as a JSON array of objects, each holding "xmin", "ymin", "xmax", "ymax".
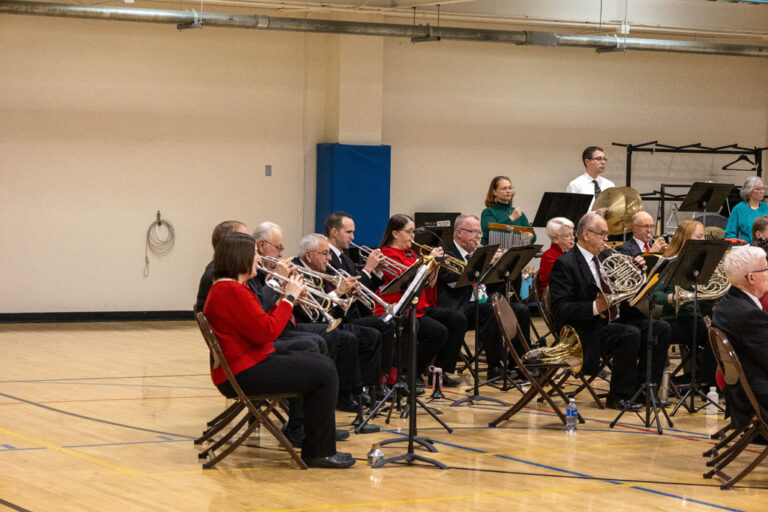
[
  {"xmin": 373, "ymin": 451, "xmax": 448, "ymax": 469},
  {"xmin": 610, "ymin": 382, "xmax": 673, "ymax": 434},
  {"xmin": 670, "ymin": 385, "xmax": 725, "ymax": 415}
]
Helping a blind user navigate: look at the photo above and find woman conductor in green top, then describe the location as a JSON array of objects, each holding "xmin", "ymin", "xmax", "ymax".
[{"xmin": 480, "ymin": 176, "xmax": 536, "ymax": 246}]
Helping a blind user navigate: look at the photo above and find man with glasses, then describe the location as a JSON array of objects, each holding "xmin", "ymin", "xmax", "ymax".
[
  {"xmin": 712, "ymin": 246, "xmax": 768, "ymax": 431},
  {"xmin": 294, "ymin": 233, "xmax": 383, "ymax": 414},
  {"xmin": 549, "ymin": 212, "xmax": 646, "ymax": 410},
  {"xmin": 437, "ymin": 214, "xmax": 532, "ymax": 380},
  {"xmin": 566, "ymin": 146, "xmax": 615, "ymax": 211},
  {"xmin": 616, "ymin": 211, "xmax": 668, "ymax": 257}
]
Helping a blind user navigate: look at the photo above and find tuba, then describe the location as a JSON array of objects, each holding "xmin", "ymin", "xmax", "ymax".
[
  {"xmin": 522, "ymin": 326, "xmax": 583, "ymax": 374},
  {"xmin": 672, "ymin": 259, "xmax": 731, "ymax": 315},
  {"xmin": 597, "ymin": 245, "xmax": 647, "ymax": 321}
]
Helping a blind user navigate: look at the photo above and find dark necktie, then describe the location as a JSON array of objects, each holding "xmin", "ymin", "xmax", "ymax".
[
  {"xmin": 593, "ymin": 255, "xmax": 617, "ymax": 320},
  {"xmin": 593, "ymin": 179, "xmax": 601, "ymax": 197}
]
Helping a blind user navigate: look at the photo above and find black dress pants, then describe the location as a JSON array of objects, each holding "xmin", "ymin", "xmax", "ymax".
[
  {"xmin": 599, "ymin": 322, "xmax": 642, "ymax": 400},
  {"xmin": 348, "ymin": 315, "xmax": 395, "ymax": 376},
  {"xmin": 669, "ymin": 315, "xmax": 717, "ymax": 387},
  {"xmin": 423, "ymin": 306, "xmax": 467, "ymax": 373},
  {"xmin": 295, "ymin": 322, "xmax": 362, "ymax": 395},
  {"xmin": 339, "ymin": 323, "xmax": 382, "ymax": 387},
  {"xmin": 216, "ymin": 350, "xmax": 338, "ymax": 460},
  {"xmin": 464, "ymin": 300, "xmax": 530, "ymax": 371},
  {"xmin": 618, "ymin": 317, "xmax": 672, "ymax": 385}
]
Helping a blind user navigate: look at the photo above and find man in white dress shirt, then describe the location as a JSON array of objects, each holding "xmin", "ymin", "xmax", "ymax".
[{"xmin": 566, "ymin": 146, "xmax": 615, "ymax": 211}]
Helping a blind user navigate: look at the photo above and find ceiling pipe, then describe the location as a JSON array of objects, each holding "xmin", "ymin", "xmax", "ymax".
[{"xmin": 1, "ymin": 0, "xmax": 767, "ymax": 58}]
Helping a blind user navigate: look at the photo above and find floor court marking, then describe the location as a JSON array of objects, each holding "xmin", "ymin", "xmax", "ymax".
[
  {"xmin": 0, "ymin": 497, "xmax": 32, "ymax": 512},
  {"xmin": 0, "ymin": 394, "xmax": 220, "ymax": 407},
  {"xmin": 248, "ymin": 484, "xmax": 617, "ymax": 512},
  {"xmin": 0, "ymin": 373, "xmax": 208, "ymax": 384},
  {"xmin": 0, "ymin": 426, "xmax": 139, "ymax": 476}
]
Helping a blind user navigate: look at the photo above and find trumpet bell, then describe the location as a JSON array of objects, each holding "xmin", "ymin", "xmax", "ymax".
[
  {"xmin": 522, "ymin": 325, "xmax": 583, "ymax": 374},
  {"xmin": 325, "ymin": 318, "xmax": 342, "ymax": 332}
]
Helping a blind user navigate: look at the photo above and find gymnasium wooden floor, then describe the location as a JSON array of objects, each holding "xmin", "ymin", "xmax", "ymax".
[{"xmin": 1, "ymin": 320, "xmax": 766, "ymax": 512}]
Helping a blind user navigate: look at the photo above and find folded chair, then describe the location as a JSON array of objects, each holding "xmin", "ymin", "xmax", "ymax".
[
  {"xmin": 703, "ymin": 327, "xmax": 768, "ymax": 489},
  {"xmin": 194, "ymin": 312, "xmax": 307, "ymax": 470},
  {"xmin": 489, "ymin": 293, "xmax": 585, "ymax": 427}
]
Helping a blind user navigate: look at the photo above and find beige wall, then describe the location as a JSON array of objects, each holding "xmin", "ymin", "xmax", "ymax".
[{"xmin": 1, "ymin": 13, "xmax": 767, "ymax": 313}]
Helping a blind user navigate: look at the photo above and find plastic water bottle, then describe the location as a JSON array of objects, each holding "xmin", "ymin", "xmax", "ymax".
[
  {"xmin": 565, "ymin": 398, "xmax": 578, "ymax": 434},
  {"xmin": 706, "ymin": 386, "xmax": 719, "ymax": 415}
]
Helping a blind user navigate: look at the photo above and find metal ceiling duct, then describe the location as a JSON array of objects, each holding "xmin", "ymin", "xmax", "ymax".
[{"xmin": 1, "ymin": 0, "xmax": 767, "ymax": 58}]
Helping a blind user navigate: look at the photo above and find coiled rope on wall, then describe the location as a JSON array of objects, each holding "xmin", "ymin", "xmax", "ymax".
[{"xmin": 144, "ymin": 210, "xmax": 175, "ymax": 277}]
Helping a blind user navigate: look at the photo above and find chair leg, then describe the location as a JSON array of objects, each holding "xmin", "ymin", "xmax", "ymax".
[
  {"xmin": 203, "ymin": 416, "xmax": 261, "ymax": 469},
  {"xmin": 195, "ymin": 402, "xmax": 245, "ymax": 445},
  {"xmin": 253, "ymin": 406, "xmax": 308, "ymax": 470},
  {"xmin": 721, "ymin": 445, "xmax": 768, "ymax": 489}
]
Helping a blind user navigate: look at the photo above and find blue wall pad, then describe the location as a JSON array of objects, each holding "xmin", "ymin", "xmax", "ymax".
[{"xmin": 316, "ymin": 143, "xmax": 391, "ymax": 247}]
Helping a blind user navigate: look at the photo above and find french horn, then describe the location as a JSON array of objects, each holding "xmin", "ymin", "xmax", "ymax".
[{"xmin": 522, "ymin": 325, "xmax": 583, "ymax": 374}]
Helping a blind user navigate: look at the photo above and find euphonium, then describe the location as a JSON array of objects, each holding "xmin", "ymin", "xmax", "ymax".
[
  {"xmin": 257, "ymin": 264, "xmax": 343, "ymax": 332},
  {"xmin": 412, "ymin": 242, "xmax": 466, "ymax": 275},
  {"xmin": 522, "ymin": 325, "xmax": 583, "ymax": 374},
  {"xmin": 672, "ymin": 259, "xmax": 730, "ymax": 315},
  {"xmin": 597, "ymin": 244, "xmax": 647, "ymax": 321}
]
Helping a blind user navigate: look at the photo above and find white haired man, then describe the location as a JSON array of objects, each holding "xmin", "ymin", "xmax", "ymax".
[{"xmin": 712, "ymin": 246, "xmax": 768, "ymax": 431}]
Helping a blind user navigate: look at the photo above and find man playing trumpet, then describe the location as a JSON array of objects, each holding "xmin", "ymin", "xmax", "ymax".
[{"xmin": 616, "ymin": 211, "xmax": 668, "ymax": 257}]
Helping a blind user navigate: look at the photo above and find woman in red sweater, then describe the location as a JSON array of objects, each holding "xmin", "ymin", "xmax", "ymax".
[
  {"xmin": 374, "ymin": 214, "xmax": 467, "ymax": 383},
  {"xmin": 203, "ymin": 232, "xmax": 353, "ymax": 469},
  {"xmin": 538, "ymin": 217, "xmax": 575, "ymax": 289}
]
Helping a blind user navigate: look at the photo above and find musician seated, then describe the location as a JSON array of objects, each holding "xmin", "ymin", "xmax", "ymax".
[
  {"xmin": 203, "ymin": 232, "xmax": 353, "ymax": 468},
  {"xmin": 616, "ymin": 211, "xmax": 668, "ymax": 257},
  {"xmin": 651, "ymin": 220, "xmax": 716, "ymax": 388},
  {"xmin": 539, "ymin": 217, "xmax": 574, "ymax": 289},
  {"xmin": 711, "ymin": 246, "xmax": 768, "ymax": 431},
  {"xmin": 751, "ymin": 215, "xmax": 768, "ymax": 310},
  {"xmin": 549, "ymin": 212, "xmax": 645, "ymax": 411},
  {"xmin": 325, "ymin": 211, "xmax": 395, "ymax": 393},
  {"xmin": 480, "ymin": 176, "xmax": 535, "ymax": 247},
  {"xmin": 437, "ymin": 214, "xmax": 532, "ymax": 380},
  {"xmin": 725, "ymin": 176, "xmax": 768, "ymax": 245},
  {"xmin": 293, "ymin": 233, "xmax": 383, "ymax": 408}
]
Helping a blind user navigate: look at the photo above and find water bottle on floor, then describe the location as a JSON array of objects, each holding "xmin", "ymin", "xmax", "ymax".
[
  {"xmin": 706, "ymin": 386, "xmax": 719, "ymax": 415},
  {"xmin": 565, "ymin": 398, "xmax": 578, "ymax": 434}
]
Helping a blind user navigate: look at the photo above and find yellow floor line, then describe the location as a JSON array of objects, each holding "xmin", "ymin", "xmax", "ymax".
[
  {"xmin": 249, "ymin": 484, "xmax": 617, "ymax": 512},
  {"xmin": 0, "ymin": 426, "xmax": 139, "ymax": 476}
]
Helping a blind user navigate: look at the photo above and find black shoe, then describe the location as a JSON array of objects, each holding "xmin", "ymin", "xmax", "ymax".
[
  {"xmin": 359, "ymin": 391, "xmax": 373, "ymax": 407},
  {"xmin": 303, "ymin": 452, "xmax": 356, "ymax": 469},
  {"xmin": 415, "ymin": 375, "xmax": 426, "ymax": 388},
  {"xmin": 336, "ymin": 394, "xmax": 359, "ymax": 413},
  {"xmin": 336, "ymin": 429, "xmax": 350, "ymax": 441},
  {"xmin": 606, "ymin": 396, "xmax": 641, "ymax": 411},
  {"xmin": 371, "ymin": 383, "xmax": 389, "ymax": 401},
  {"xmin": 441, "ymin": 374, "xmax": 460, "ymax": 387},
  {"xmin": 598, "ymin": 369, "xmax": 611, "ymax": 380},
  {"xmin": 282, "ymin": 426, "xmax": 305, "ymax": 448}
]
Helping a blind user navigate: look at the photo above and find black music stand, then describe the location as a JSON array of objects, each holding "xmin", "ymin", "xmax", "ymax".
[
  {"xmin": 475, "ymin": 246, "xmax": 538, "ymax": 392},
  {"xmin": 446, "ymin": 245, "xmax": 507, "ymax": 407},
  {"xmin": 373, "ymin": 261, "xmax": 452, "ymax": 470},
  {"xmin": 531, "ymin": 192, "xmax": 594, "ymax": 228},
  {"xmin": 610, "ymin": 261, "xmax": 676, "ymax": 434},
  {"xmin": 677, "ymin": 182, "xmax": 734, "ymax": 228},
  {"xmin": 664, "ymin": 240, "xmax": 729, "ymax": 416}
]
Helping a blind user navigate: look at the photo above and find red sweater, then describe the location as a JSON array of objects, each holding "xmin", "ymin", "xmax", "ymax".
[
  {"xmin": 538, "ymin": 244, "xmax": 564, "ymax": 289},
  {"xmin": 373, "ymin": 246, "xmax": 437, "ymax": 317},
  {"xmin": 203, "ymin": 280, "xmax": 293, "ymax": 385}
]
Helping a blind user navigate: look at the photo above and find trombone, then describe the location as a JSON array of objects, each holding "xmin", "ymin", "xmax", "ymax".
[
  {"xmin": 350, "ymin": 242, "xmax": 409, "ymax": 275},
  {"xmin": 257, "ymin": 264, "xmax": 342, "ymax": 331},
  {"xmin": 412, "ymin": 242, "xmax": 466, "ymax": 275},
  {"xmin": 325, "ymin": 265, "xmax": 395, "ymax": 317}
]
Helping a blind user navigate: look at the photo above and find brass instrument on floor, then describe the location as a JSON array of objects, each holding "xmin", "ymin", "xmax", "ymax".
[
  {"xmin": 350, "ymin": 242, "xmax": 410, "ymax": 275},
  {"xmin": 598, "ymin": 244, "xmax": 647, "ymax": 321},
  {"xmin": 672, "ymin": 259, "xmax": 730, "ymax": 315},
  {"xmin": 412, "ymin": 242, "xmax": 466, "ymax": 275},
  {"xmin": 522, "ymin": 326, "xmax": 583, "ymax": 373},
  {"xmin": 257, "ymin": 265, "xmax": 344, "ymax": 331}
]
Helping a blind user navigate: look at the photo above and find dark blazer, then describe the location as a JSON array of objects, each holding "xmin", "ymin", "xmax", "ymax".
[
  {"xmin": 195, "ymin": 261, "xmax": 214, "ymax": 313},
  {"xmin": 712, "ymin": 286, "xmax": 768, "ymax": 427},
  {"xmin": 329, "ymin": 248, "xmax": 383, "ymax": 319},
  {"xmin": 548, "ymin": 246, "xmax": 607, "ymax": 373},
  {"xmin": 616, "ymin": 238, "xmax": 643, "ymax": 257},
  {"xmin": 247, "ymin": 271, "xmax": 282, "ymax": 312},
  {"xmin": 436, "ymin": 241, "xmax": 473, "ymax": 311},
  {"xmin": 613, "ymin": 239, "xmax": 648, "ymax": 321}
]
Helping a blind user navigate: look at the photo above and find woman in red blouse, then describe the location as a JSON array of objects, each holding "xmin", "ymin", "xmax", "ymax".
[
  {"xmin": 538, "ymin": 217, "xmax": 575, "ymax": 289},
  {"xmin": 203, "ymin": 232, "xmax": 353, "ymax": 469},
  {"xmin": 374, "ymin": 214, "xmax": 467, "ymax": 383}
]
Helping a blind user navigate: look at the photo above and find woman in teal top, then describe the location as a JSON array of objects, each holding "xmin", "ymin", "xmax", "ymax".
[
  {"xmin": 480, "ymin": 176, "xmax": 536, "ymax": 246},
  {"xmin": 725, "ymin": 176, "xmax": 768, "ymax": 244}
]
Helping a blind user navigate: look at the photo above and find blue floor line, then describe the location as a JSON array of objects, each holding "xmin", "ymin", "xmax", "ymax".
[{"xmin": 629, "ymin": 486, "xmax": 744, "ymax": 512}]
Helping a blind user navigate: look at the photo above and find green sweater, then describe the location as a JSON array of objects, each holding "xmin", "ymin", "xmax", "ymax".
[{"xmin": 480, "ymin": 201, "xmax": 536, "ymax": 246}]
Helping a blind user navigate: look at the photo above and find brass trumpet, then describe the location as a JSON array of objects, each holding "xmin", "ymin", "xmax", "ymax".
[
  {"xmin": 325, "ymin": 265, "xmax": 395, "ymax": 317},
  {"xmin": 350, "ymin": 242, "xmax": 410, "ymax": 275},
  {"xmin": 412, "ymin": 242, "xmax": 466, "ymax": 275},
  {"xmin": 522, "ymin": 325, "xmax": 583, "ymax": 373},
  {"xmin": 260, "ymin": 255, "xmax": 345, "ymax": 290},
  {"xmin": 257, "ymin": 264, "xmax": 342, "ymax": 332}
]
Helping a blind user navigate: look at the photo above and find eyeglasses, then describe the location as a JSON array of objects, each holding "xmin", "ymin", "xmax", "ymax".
[
  {"xmin": 589, "ymin": 157, "xmax": 608, "ymax": 162},
  {"xmin": 459, "ymin": 228, "xmax": 482, "ymax": 236},
  {"xmin": 262, "ymin": 240, "xmax": 285, "ymax": 253},
  {"xmin": 398, "ymin": 229, "xmax": 415, "ymax": 235},
  {"xmin": 312, "ymin": 250, "xmax": 331, "ymax": 257},
  {"xmin": 747, "ymin": 268, "xmax": 768, "ymax": 277},
  {"xmin": 587, "ymin": 229, "xmax": 609, "ymax": 238},
  {"xmin": 634, "ymin": 224, "xmax": 655, "ymax": 229}
]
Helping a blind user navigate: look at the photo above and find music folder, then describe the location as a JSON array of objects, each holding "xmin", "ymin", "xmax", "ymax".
[
  {"xmin": 531, "ymin": 192, "xmax": 594, "ymax": 228},
  {"xmin": 481, "ymin": 246, "xmax": 539, "ymax": 285},
  {"xmin": 678, "ymin": 182, "xmax": 734, "ymax": 213},
  {"xmin": 453, "ymin": 244, "xmax": 499, "ymax": 289},
  {"xmin": 378, "ymin": 260, "xmax": 424, "ymax": 296}
]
